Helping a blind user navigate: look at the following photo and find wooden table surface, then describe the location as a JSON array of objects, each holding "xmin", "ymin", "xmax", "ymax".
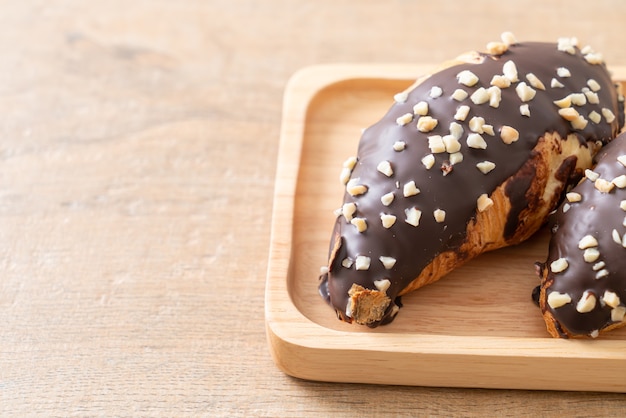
[{"xmin": 3, "ymin": 1, "xmax": 626, "ymax": 416}]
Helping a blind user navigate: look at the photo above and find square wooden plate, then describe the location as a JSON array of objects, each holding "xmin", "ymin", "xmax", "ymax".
[{"xmin": 265, "ymin": 64, "xmax": 626, "ymax": 392}]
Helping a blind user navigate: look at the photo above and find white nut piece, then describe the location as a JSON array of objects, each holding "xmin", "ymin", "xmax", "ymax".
[
  {"xmin": 584, "ymin": 90, "xmax": 600, "ymax": 104},
  {"xmin": 341, "ymin": 257, "xmax": 353, "ymax": 268},
  {"xmin": 346, "ymin": 178, "xmax": 368, "ymax": 196},
  {"xmin": 557, "ymin": 67, "xmax": 571, "ymax": 78},
  {"xmin": 547, "ymin": 291, "xmax": 572, "ymax": 309},
  {"xmin": 443, "ymin": 135, "xmax": 461, "ymax": 153},
  {"xmin": 343, "ymin": 156, "xmax": 358, "ymax": 169},
  {"xmin": 503, "ymin": 60, "xmax": 519, "ymax": 82},
  {"xmin": 404, "ymin": 207, "xmax": 422, "ymax": 227},
  {"xmin": 603, "ymin": 291, "xmax": 621, "ymax": 308},
  {"xmin": 550, "ymin": 257, "xmax": 569, "ymax": 273},
  {"xmin": 355, "ymin": 255, "xmax": 371, "ymax": 270},
  {"xmin": 380, "ymin": 214, "xmax": 397, "ymax": 229},
  {"xmin": 454, "ymin": 105, "xmax": 470, "ymax": 121},
  {"xmin": 449, "ymin": 122, "xmax": 464, "ymax": 139},
  {"xmin": 476, "ymin": 194, "xmax": 493, "ymax": 212},
  {"xmin": 571, "ymin": 115, "xmax": 588, "ymax": 130},
  {"xmin": 515, "ymin": 82, "xmax": 537, "ymax": 102},
  {"xmin": 381, "ymin": 192, "xmax": 394, "ymax": 206},
  {"xmin": 470, "ymin": 87, "xmax": 490, "ymax": 105},
  {"xmin": 558, "ymin": 107, "xmax": 579, "ymax": 122},
  {"xmin": 576, "ymin": 290, "xmax": 597, "ymax": 313},
  {"xmin": 376, "ymin": 160, "xmax": 393, "ymax": 177},
  {"xmin": 569, "ymin": 93, "xmax": 587, "ymax": 106},
  {"xmin": 613, "ymin": 175, "xmax": 626, "ymax": 188},
  {"xmin": 421, "ymin": 154, "xmax": 435, "ymax": 170},
  {"xmin": 578, "ymin": 234, "xmax": 598, "ymax": 249},
  {"xmin": 417, "ymin": 116, "xmax": 438, "ymax": 132},
  {"xmin": 551, "ymin": 78, "xmax": 564, "ymax": 88},
  {"xmin": 339, "ymin": 167, "xmax": 352, "ymax": 185},
  {"xmin": 433, "ymin": 209, "xmax": 446, "ymax": 223},
  {"xmin": 374, "ymin": 278, "xmax": 392, "ymax": 291},
  {"xmin": 595, "ymin": 178, "xmax": 615, "ymax": 193},
  {"xmin": 449, "ymin": 152, "xmax": 463, "ymax": 165},
  {"xmin": 403, "ymin": 180, "xmax": 420, "ymax": 197},
  {"xmin": 350, "ymin": 217, "xmax": 367, "ymax": 232},
  {"xmin": 342, "ymin": 202, "xmax": 357, "ymax": 222},
  {"xmin": 486, "ymin": 41, "xmax": 508, "ymax": 55},
  {"xmin": 413, "ymin": 101, "xmax": 429, "ymax": 116},
  {"xmin": 378, "ymin": 257, "xmax": 397, "ymax": 271},
  {"xmin": 587, "ymin": 79, "xmax": 602, "ymax": 92},
  {"xmin": 469, "ymin": 116, "xmax": 486, "ymax": 133},
  {"xmin": 428, "ymin": 135, "xmax": 446, "ymax": 154},
  {"xmin": 612, "ymin": 307, "xmax": 626, "ymax": 322},
  {"xmin": 490, "ymin": 75, "xmax": 511, "ymax": 89},
  {"xmin": 593, "ymin": 261, "xmax": 606, "ymax": 271},
  {"xmin": 393, "ymin": 141, "xmax": 406, "ymax": 151},
  {"xmin": 467, "ymin": 133, "xmax": 487, "ymax": 149},
  {"xmin": 500, "ymin": 31, "xmax": 517, "ymax": 46},
  {"xmin": 566, "ymin": 192, "xmax": 582, "ymax": 203},
  {"xmin": 588, "ymin": 111, "xmax": 601, "ymax": 124},
  {"xmin": 526, "ymin": 73, "xmax": 546, "ymax": 90},
  {"xmin": 488, "ymin": 86, "xmax": 502, "ymax": 108},
  {"xmin": 596, "ymin": 269, "xmax": 609, "ymax": 279},
  {"xmin": 602, "ymin": 108, "xmax": 616, "ymax": 123},
  {"xmin": 500, "ymin": 125, "xmax": 520, "ymax": 144},
  {"xmin": 585, "ymin": 169, "xmax": 600, "ymax": 181},
  {"xmin": 618, "ymin": 155, "xmax": 626, "ymax": 167},
  {"xmin": 457, "ymin": 70, "xmax": 479, "ymax": 87},
  {"xmin": 476, "ymin": 161, "xmax": 496, "ymax": 174},
  {"xmin": 429, "ymin": 86, "xmax": 443, "ymax": 98},
  {"xmin": 451, "ymin": 89, "xmax": 469, "ymax": 101},
  {"xmin": 519, "ymin": 104, "xmax": 530, "ymax": 117},
  {"xmin": 583, "ymin": 248, "xmax": 600, "ymax": 263},
  {"xmin": 396, "ymin": 112, "xmax": 413, "ymax": 126}
]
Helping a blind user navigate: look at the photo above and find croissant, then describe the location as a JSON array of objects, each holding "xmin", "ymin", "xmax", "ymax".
[
  {"xmin": 319, "ymin": 33, "xmax": 624, "ymax": 327},
  {"xmin": 537, "ymin": 132, "xmax": 626, "ymax": 338}
]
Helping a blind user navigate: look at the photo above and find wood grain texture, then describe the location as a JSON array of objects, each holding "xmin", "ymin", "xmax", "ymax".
[{"xmin": 3, "ymin": 0, "xmax": 626, "ymax": 415}]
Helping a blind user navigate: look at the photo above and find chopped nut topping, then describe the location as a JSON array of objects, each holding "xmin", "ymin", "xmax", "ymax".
[
  {"xmin": 551, "ymin": 78, "xmax": 565, "ymax": 88},
  {"xmin": 350, "ymin": 217, "xmax": 367, "ymax": 232},
  {"xmin": 585, "ymin": 52, "xmax": 604, "ymax": 65},
  {"xmin": 396, "ymin": 113, "xmax": 413, "ymax": 126},
  {"xmin": 558, "ymin": 107, "xmax": 579, "ymax": 121},
  {"xmin": 381, "ymin": 192, "xmax": 394, "ymax": 206},
  {"xmin": 394, "ymin": 91, "xmax": 408, "ymax": 103},
  {"xmin": 490, "ymin": 75, "xmax": 511, "ymax": 89},
  {"xmin": 413, "ymin": 101, "xmax": 429, "ymax": 116},
  {"xmin": 449, "ymin": 152, "xmax": 463, "ymax": 165},
  {"xmin": 603, "ymin": 291, "xmax": 621, "ymax": 308},
  {"xmin": 557, "ymin": 67, "xmax": 571, "ymax": 78},
  {"xmin": 576, "ymin": 290, "xmax": 597, "ymax": 313},
  {"xmin": 613, "ymin": 175, "xmax": 626, "ymax": 188},
  {"xmin": 593, "ymin": 261, "xmax": 606, "ymax": 271},
  {"xmin": 376, "ymin": 160, "xmax": 393, "ymax": 177},
  {"xmin": 343, "ymin": 156, "xmax": 357, "ymax": 169},
  {"xmin": 428, "ymin": 135, "xmax": 446, "ymax": 153},
  {"xmin": 486, "ymin": 41, "xmax": 508, "ymax": 55},
  {"xmin": 476, "ymin": 161, "xmax": 496, "ymax": 174},
  {"xmin": 469, "ymin": 116, "xmax": 486, "ymax": 133},
  {"xmin": 569, "ymin": 93, "xmax": 587, "ymax": 106},
  {"xmin": 339, "ymin": 167, "xmax": 352, "ymax": 185},
  {"xmin": 553, "ymin": 96, "xmax": 572, "ymax": 108},
  {"xmin": 563, "ymin": 203, "xmax": 571, "ymax": 213},
  {"xmin": 618, "ymin": 155, "xmax": 626, "ymax": 167},
  {"xmin": 503, "ymin": 60, "xmax": 519, "ymax": 82},
  {"xmin": 585, "ymin": 169, "xmax": 600, "ymax": 181},
  {"xmin": 515, "ymin": 82, "xmax": 537, "ymax": 102},
  {"xmin": 482, "ymin": 124, "xmax": 495, "ymax": 136},
  {"xmin": 451, "ymin": 89, "xmax": 469, "ymax": 101},
  {"xmin": 621, "ymin": 200, "xmax": 626, "ymax": 210},
  {"xmin": 550, "ymin": 257, "xmax": 569, "ymax": 273},
  {"xmin": 547, "ymin": 291, "xmax": 572, "ymax": 309},
  {"xmin": 578, "ymin": 235, "xmax": 598, "ymax": 249},
  {"xmin": 595, "ymin": 178, "xmax": 615, "ymax": 193},
  {"xmin": 342, "ymin": 202, "xmax": 357, "ymax": 222},
  {"xmin": 433, "ymin": 209, "xmax": 446, "ymax": 223},
  {"xmin": 417, "ymin": 116, "xmax": 438, "ymax": 132},
  {"xmin": 526, "ymin": 73, "xmax": 546, "ymax": 90},
  {"xmin": 403, "ymin": 180, "xmax": 420, "ymax": 197},
  {"xmin": 488, "ymin": 86, "xmax": 502, "ymax": 108},
  {"xmin": 571, "ymin": 115, "xmax": 588, "ymax": 130},
  {"xmin": 612, "ymin": 229, "xmax": 622, "ymax": 245},
  {"xmin": 557, "ymin": 37, "xmax": 578, "ymax": 54},
  {"xmin": 584, "ymin": 90, "xmax": 600, "ymax": 104},
  {"xmin": 470, "ymin": 87, "xmax": 490, "ymax": 105},
  {"xmin": 404, "ymin": 207, "xmax": 422, "ymax": 227},
  {"xmin": 612, "ymin": 307, "xmax": 626, "ymax": 322},
  {"xmin": 341, "ymin": 257, "xmax": 353, "ymax": 268},
  {"xmin": 500, "ymin": 125, "xmax": 520, "ymax": 144},
  {"xmin": 602, "ymin": 108, "xmax": 616, "ymax": 123},
  {"xmin": 355, "ymin": 255, "xmax": 371, "ymax": 270},
  {"xmin": 380, "ymin": 214, "xmax": 396, "ymax": 229},
  {"xmin": 520, "ymin": 104, "xmax": 530, "ymax": 117},
  {"xmin": 457, "ymin": 70, "xmax": 479, "ymax": 87},
  {"xmin": 467, "ymin": 133, "xmax": 487, "ymax": 149},
  {"xmin": 454, "ymin": 105, "xmax": 470, "ymax": 121},
  {"xmin": 588, "ymin": 111, "xmax": 601, "ymax": 124},
  {"xmin": 378, "ymin": 257, "xmax": 396, "ymax": 271},
  {"xmin": 623, "ymin": 216, "xmax": 626, "ymax": 227},
  {"xmin": 430, "ymin": 86, "xmax": 443, "ymax": 98},
  {"xmin": 590, "ymin": 330, "xmax": 600, "ymax": 338},
  {"xmin": 449, "ymin": 122, "xmax": 464, "ymax": 139},
  {"xmin": 583, "ymin": 248, "xmax": 600, "ymax": 263},
  {"xmin": 476, "ymin": 193, "xmax": 493, "ymax": 212},
  {"xmin": 587, "ymin": 79, "xmax": 602, "ymax": 92},
  {"xmin": 393, "ymin": 141, "xmax": 406, "ymax": 151},
  {"xmin": 347, "ymin": 178, "xmax": 368, "ymax": 196},
  {"xmin": 320, "ymin": 266, "xmax": 329, "ymax": 275},
  {"xmin": 566, "ymin": 192, "xmax": 582, "ymax": 203},
  {"xmin": 374, "ymin": 278, "xmax": 392, "ymax": 291},
  {"xmin": 443, "ymin": 135, "xmax": 461, "ymax": 153},
  {"xmin": 596, "ymin": 269, "xmax": 609, "ymax": 279},
  {"xmin": 501, "ymin": 31, "xmax": 517, "ymax": 46},
  {"xmin": 422, "ymin": 154, "xmax": 435, "ymax": 170}
]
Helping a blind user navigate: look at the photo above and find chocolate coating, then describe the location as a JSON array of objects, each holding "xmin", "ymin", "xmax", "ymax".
[
  {"xmin": 542, "ymin": 133, "xmax": 626, "ymax": 337},
  {"xmin": 320, "ymin": 40, "xmax": 623, "ymax": 326}
]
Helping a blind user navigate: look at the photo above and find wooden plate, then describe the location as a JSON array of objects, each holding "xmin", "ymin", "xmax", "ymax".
[{"xmin": 265, "ymin": 64, "xmax": 626, "ymax": 392}]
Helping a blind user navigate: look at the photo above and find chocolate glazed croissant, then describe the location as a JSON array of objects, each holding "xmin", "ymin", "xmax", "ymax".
[
  {"xmin": 537, "ymin": 133, "xmax": 626, "ymax": 338},
  {"xmin": 318, "ymin": 33, "xmax": 624, "ymax": 327}
]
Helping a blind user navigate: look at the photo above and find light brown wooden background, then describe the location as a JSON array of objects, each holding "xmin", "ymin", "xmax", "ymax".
[{"xmin": 3, "ymin": 0, "xmax": 626, "ymax": 416}]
